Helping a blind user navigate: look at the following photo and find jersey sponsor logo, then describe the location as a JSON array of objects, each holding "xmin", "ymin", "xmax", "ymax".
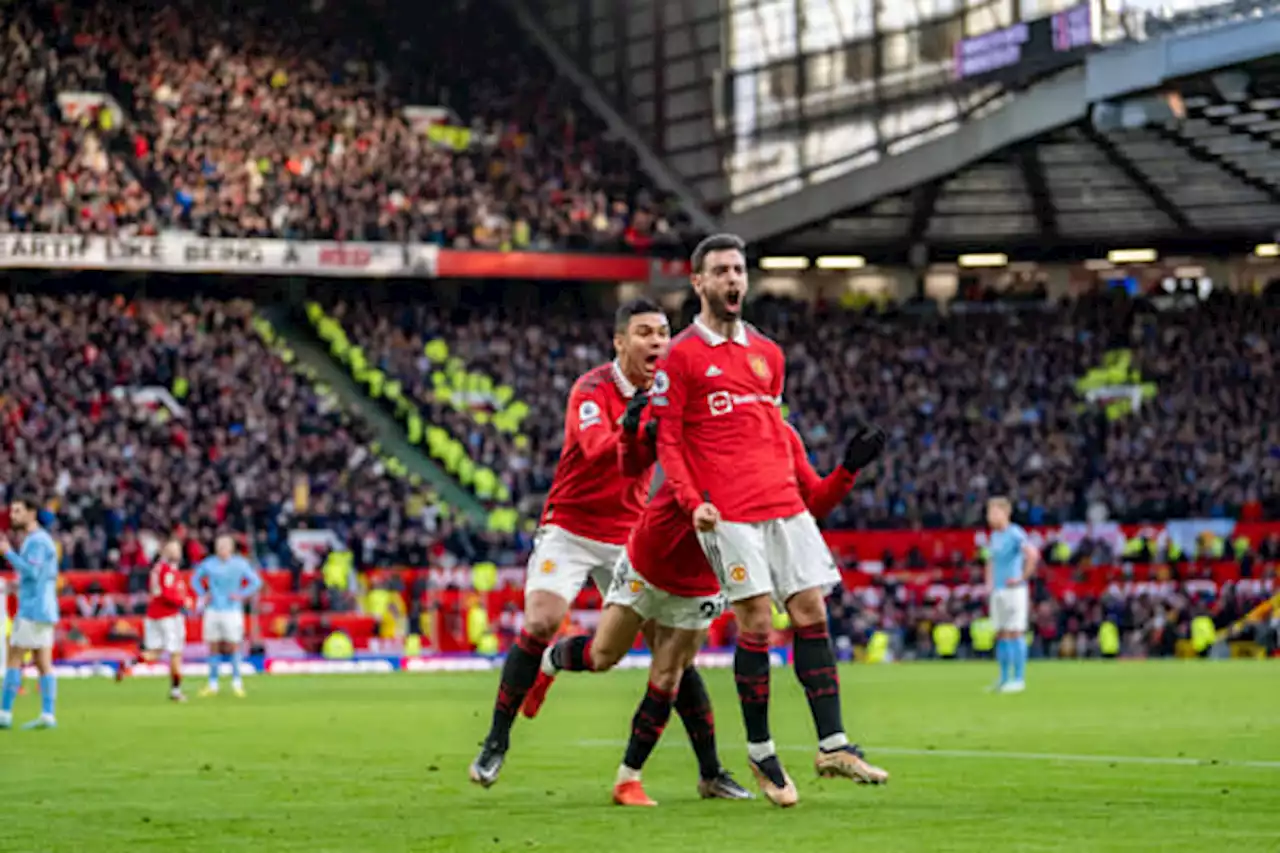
[
  {"xmin": 578, "ymin": 400, "xmax": 602, "ymax": 428},
  {"xmin": 652, "ymin": 369, "xmax": 670, "ymax": 395},
  {"xmin": 540, "ymin": 559, "xmax": 556, "ymax": 575},
  {"xmin": 728, "ymin": 564, "xmax": 747, "ymax": 583},
  {"xmin": 749, "ymin": 354, "xmax": 771, "ymax": 381},
  {"xmin": 705, "ymin": 365, "xmax": 722, "ymax": 377},
  {"xmin": 708, "ymin": 390, "xmax": 776, "ymax": 416}
]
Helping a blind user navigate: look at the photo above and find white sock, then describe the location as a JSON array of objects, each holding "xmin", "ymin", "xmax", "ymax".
[
  {"xmin": 819, "ymin": 733, "xmax": 849, "ymax": 752},
  {"xmin": 746, "ymin": 740, "xmax": 777, "ymax": 763},
  {"xmin": 615, "ymin": 764, "xmax": 642, "ymax": 785}
]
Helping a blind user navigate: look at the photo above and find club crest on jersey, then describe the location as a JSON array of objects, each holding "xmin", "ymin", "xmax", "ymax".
[
  {"xmin": 540, "ymin": 559, "xmax": 556, "ymax": 575},
  {"xmin": 628, "ymin": 579, "xmax": 644, "ymax": 594},
  {"xmin": 728, "ymin": 564, "xmax": 747, "ymax": 583},
  {"xmin": 748, "ymin": 354, "xmax": 770, "ymax": 381}
]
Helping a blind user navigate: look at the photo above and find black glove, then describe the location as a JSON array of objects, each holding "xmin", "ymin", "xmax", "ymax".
[
  {"xmin": 644, "ymin": 417, "xmax": 658, "ymax": 445},
  {"xmin": 621, "ymin": 390, "xmax": 649, "ymax": 434},
  {"xmin": 841, "ymin": 416, "xmax": 886, "ymax": 473}
]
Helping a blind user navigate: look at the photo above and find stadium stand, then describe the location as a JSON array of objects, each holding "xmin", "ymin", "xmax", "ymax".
[
  {"xmin": 14, "ymin": 0, "xmax": 685, "ymax": 249},
  {"xmin": 0, "ymin": 0, "xmax": 1277, "ymax": 667},
  {"xmin": 0, "ymin": 290, "xmax": 524, "ymax": 572},
  {"xmin": 0, "ymin": 5, "xmax": 159, "ymax": 236},
  {"xmin": 314, "ymin": 289, "xmax": 1280, "ymax": 531}
]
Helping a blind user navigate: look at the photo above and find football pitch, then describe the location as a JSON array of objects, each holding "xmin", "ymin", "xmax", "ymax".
[{"xmin": 2, "ymin": 661, "xmax": 1276, "ymax": 853}]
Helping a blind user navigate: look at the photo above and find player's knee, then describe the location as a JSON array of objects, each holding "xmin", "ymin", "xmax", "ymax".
[
  {"xmin": 589, "ymin": 642, "xmax": 626, "ymax": 672},
  {"xmin": 647, "ymin": 662, "xmax": 682, "ymax": 694},
  {"xmin": 523, "ymin": 596, "xmax": 567, "ymax": 640},
  {"xmin": 734, "ymin": 597, "xmax": 773, "ymax": 635},
  {"xmin": 785, "ymin": 588, "xmax": 826, "ymax": 627}
]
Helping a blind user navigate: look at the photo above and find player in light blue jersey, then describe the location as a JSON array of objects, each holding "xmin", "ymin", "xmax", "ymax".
[
  {"xmin": 191, "ymin": 535, "xmax": 262, "ymax": 698},
  {"xmin": 1, "ymin": 495, "xmax": 60, "ymax": 729},
  {"xmin": 985, "ymin": 497, "xmax": 1039, "ymax": 694}
]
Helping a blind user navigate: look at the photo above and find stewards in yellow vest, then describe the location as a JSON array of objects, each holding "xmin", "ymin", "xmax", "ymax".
[
  {"xmin": 970, "ymin": 617, "xmax": 996, "ymax": 656},
  {"xmin": 866, "ymin": 631, "xmax": 889, "ymax": 664},
  {"xmin": 322, "ymin": 548, "xmax": 353, "ymax": 591},
  {"xmin": 933, "ymin": 622, "xmax": 960, "ymax": 659},
  {"xmin": 466, "ymin": 598, "xmax": 489, "ymax": 648},
  {"xmin": 322, "ymin": 630, "xmax": 354, "ymax": 659},
  {"xmin": 1190, "ymin": 615, "xmax": 1216, "ymax": 656},
  {"xmin": 1098, "ymin": 621, "xmax": 1120, "ymax": 658}
]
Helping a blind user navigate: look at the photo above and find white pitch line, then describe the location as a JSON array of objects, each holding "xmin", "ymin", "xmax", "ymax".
[{"xmin": 575, "ymin": 740, "xmax": 1280, "ymax": 770}]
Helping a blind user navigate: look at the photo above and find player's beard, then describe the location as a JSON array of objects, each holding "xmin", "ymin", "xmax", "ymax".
[{"xmin": 705, "ymin": 291, "xmax": 741, "ymax": 323}]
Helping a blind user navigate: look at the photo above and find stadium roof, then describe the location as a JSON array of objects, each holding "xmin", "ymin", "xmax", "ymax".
[{"xmin": 721, "ymin": 13, "xmax": 1280, "ymax": 262}]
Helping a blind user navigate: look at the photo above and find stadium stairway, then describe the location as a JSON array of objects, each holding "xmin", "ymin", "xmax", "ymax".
[
  {"xmin": 292, "ymin": 302, "xmax": 524, "ymax": 535},
  {"xmin": 260, "ymin": 305, "xmax": 489, "ymax": 524}
]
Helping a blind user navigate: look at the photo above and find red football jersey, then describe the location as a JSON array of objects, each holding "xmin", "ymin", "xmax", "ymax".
[
  {"xmin": 146, "ymin": 561, "xmax": 187, "ymax": 619},
  {"xmin": 653, "ymin": 317, "xmax": 804, "ymax": 523},
  {"xmin": 629, "ymin": 423, "xmax": 856, "ymax": 597},
  {"xmin": 539, "ymin": 362, "xmax": 656, "ymax": 545}
]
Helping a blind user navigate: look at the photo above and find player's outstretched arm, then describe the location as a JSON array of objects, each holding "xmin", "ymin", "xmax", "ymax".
[
  {"xmin": 651, "ymin": 348, "xmax": 703, "ymax": 515},
  {"xmin": 785, "ymin": 424, "xmax": 854, "ymax": 520}
]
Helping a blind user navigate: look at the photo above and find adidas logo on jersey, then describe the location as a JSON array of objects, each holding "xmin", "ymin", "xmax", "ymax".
[{"xmin": 705, "ymin": 365, "xmax": 722, "ymax": 377}]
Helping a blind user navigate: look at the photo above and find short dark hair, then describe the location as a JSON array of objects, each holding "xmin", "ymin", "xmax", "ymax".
[
  {"xmin": 10, "ymin": 494, "xmax": 41, "ymax": 513},
  {"xmin": 690, "ymin": 233, "xmax": 746, "ymax": 273},
  {"xmin": 615, "ymin": 297, "xmax": 665, "ymax": 333}
]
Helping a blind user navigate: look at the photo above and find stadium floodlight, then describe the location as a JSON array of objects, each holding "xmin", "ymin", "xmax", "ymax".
[
  {"xmin": 759, "ymin": 256, "xmax": 810, "ymax": 270},
  {"xmin": 815, "ymin": 255, "xmax": 866, "ymax": 270},
  {"xmin": 1255, "ymin": 243, "xmax": 1279, "ymax": 258},
  {"xmin": 1107, "ymin": 249, "xmax": 1157, "ymax": 263},
  {"xmin": 957, "ymin": 253, "xmax": 1008, "ymax": 268}
]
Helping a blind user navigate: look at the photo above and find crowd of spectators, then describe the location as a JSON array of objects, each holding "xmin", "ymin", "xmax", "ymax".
[
  {"xmin": 0, "ymin": 0, "xmax": 683, "ymax": 251},
  {"xmin": 829, "ymin": 574, "xmax": 1279, "ymax": 660},
  {"xmin": 0, "ymin": 5, "xmax": 160, "ymax": 236},
  {"xmin": 0, "ymin": 290, "xmax": 520, "ymax": 574},
  {"xmin": 330, "ymin": 289, "xmax": 1280, "ymax": 531},
  {"xmin": 328, "ymin": 288, "xmax": 608, "ymax": 515}
]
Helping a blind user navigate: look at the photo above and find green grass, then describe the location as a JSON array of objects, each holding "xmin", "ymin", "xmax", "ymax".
[{"xmin": 2, "ymin": 661, "xmax": 1277, "ymax": 852}]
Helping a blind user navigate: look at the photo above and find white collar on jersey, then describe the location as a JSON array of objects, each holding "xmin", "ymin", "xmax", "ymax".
[
  {"xmin": 693, "ymin": 314, "xmax": 749, "ymax": 347},
  {"xmin": 611, "ymin": 359, "xmax": 638, "ymax": 399}
]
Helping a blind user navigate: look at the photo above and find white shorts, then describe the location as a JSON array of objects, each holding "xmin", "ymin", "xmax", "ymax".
[
  {"xmin": 524, "ymin": 525, "xmax": 621, "ymax": 604},
  {"xmin": 203, "ymin": 610, "xmax": 245, "ymax": 645},
  {"xmin": 144, "ymin": 614, "xmax": 187, "ymax": 655},
  {"xmin": 698, "ymin": 512, "xmax": 839, "ymax": 606},
  {"xmin": 604, "ymin": 552, "xmax": 726, "ymax": 631},
  {"xmin": 10, "ymin": 618, "xmax": 55, "ymax": 650},
  {"xmin": 990, "ymin": 585, "xmax": 1030, "ymax": 633}
]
